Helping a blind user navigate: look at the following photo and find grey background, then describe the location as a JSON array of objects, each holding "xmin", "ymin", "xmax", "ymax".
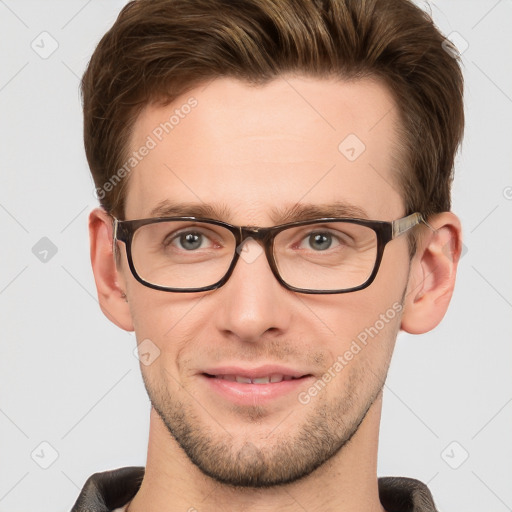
[{"xmin": 1, "ymin": 1, "xmax": 511, "ymax": 511}]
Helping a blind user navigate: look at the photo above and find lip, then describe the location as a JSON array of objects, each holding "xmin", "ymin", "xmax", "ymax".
[
  {"xmin": 199, "ymin": 365, "xmax": 314, "ymax": 405},
  {"xmin": 201, "ymin": 365, "xmax": 309, "ymax": 380}
]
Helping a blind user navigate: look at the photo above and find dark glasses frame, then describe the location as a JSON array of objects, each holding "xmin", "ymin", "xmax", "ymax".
[{"xmin": 112, "ymin": 212, "xmax": 425, "ymax": 294}]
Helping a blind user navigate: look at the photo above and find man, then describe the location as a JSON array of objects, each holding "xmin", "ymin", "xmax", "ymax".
[{"xmin": 72, "ymin": 0, "xmax": 464, "ymax": 510}]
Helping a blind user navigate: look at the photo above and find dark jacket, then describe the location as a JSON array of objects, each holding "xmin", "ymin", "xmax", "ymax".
[{"xmin": 71, "ymin": 466, "xmax": 438, "ymax": 512}]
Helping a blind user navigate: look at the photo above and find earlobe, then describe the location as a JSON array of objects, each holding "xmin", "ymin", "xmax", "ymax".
[
  {"xmin": 89, "ymin": 207, "xmax": 134, "ymax": 332},
  {"xmin": 400, "ymin": 212, "xmax": 462, "ymax": 335}
]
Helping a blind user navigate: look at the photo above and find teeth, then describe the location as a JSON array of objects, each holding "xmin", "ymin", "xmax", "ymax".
[
  {"xmin": 215, "ymin": 374, "xmax": 293, "ymax": 384},
  {"xmin": 252, "ymin": 376, "xmax": 270, "ymax": 384}
]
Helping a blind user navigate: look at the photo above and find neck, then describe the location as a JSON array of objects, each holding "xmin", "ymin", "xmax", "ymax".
[{"xmin": 128, "ymin": 395, "xmax": 386, "ymax": 512}]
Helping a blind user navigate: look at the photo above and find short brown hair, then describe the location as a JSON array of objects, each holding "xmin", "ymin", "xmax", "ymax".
[{"xmin": 82, "ymin": 0, "xmax": 464, "ymax": 223}]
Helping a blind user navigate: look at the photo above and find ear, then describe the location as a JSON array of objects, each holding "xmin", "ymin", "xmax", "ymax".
[
  {"xmin": 89, "ymin": 207, "xmax": 134, "ymax": 331},
  {"xmin": 401, "ymin": 212, "xmax": 462, "ymax": 334}
]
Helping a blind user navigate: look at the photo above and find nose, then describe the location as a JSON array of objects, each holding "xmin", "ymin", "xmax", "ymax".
[{"xmin": 213, "ymin": 237, "xmax": 293, "ymax": 343}]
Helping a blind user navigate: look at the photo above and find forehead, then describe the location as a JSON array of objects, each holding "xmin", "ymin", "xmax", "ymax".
[{"xmin": 125, "ymin": 75, "xmax": 404, "ymax": 223}]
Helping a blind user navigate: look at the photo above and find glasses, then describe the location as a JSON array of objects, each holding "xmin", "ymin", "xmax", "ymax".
[{"xmin": 112, "ymin": 212, "xmax": 425, "ymax": 294}]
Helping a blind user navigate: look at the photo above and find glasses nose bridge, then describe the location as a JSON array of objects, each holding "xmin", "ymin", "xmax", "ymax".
[
  {"xmin": 235, "ymin": 226, "xmax": 276, "ymax": 269},
  {"xmin": 230, "ymin": 226, "xmax": 278, "ymax": 286},
  {"xmin": 238, "ymin": 225, "xmax": 274, "ymax": 248}
]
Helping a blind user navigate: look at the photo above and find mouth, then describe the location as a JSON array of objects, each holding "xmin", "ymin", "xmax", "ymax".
[
  {"xmin": 204, "ymin": 373, "xmax": 305, "ymax": 384},
  {"xmin": 199, "ymin": 366, "xmax": 314, "ymax": 404}
]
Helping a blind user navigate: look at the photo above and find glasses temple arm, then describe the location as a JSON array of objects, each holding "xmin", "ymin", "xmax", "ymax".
[
  {"xmin": 111, "ymin": 217, "xmax": 120, "ymax": 257},
  {"xmin": 391, "ymin": 212, "xmax": 436, "ymax": 238}
]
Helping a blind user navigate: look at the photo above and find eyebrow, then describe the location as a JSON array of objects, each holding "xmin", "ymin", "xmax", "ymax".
[{"xmin": 147, "ymin": 200, "xmax": 369, "ymax": 225}]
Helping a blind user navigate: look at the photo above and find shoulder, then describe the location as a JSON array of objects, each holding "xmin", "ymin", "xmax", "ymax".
[
  {"xmin": 71, "ymin": 467, "xmax": 145, "ymax": 512},
  {"xmin": 378, "ymin": 476, "xmax": 438, "ymax": 512}
]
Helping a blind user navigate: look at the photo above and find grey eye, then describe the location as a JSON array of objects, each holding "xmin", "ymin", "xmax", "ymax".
[
  {"xmin": 178, "ymin": 232, "xmax": 204, "ymax": 250},
  {"xmin": 308, "ymin": 233, "xmax": 333, "ymax": 251}
]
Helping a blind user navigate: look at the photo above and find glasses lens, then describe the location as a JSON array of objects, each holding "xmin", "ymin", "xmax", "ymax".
[
  {"xmin": 274, "ymin": 221, "xmax": 378, "ymax": 291},
  {"xmin": 131, "ymin": 220, "xmax": 236, "ymax": 289}
]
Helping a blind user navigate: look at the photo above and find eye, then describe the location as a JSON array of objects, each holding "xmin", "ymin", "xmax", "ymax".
[
  {"xmin": 297, "ymin": 230, "xmax": 346, "ymax": 251},
  {"xmin": 306, "ymin": 232, "xmax": 334, "ymax": 251},
  {"xmin": 164, "ymin": 229, "xmax": 215, "ymax": 251},
  {"xmin": 176, "ymin": 232, "xmax": 206, "ymax": 250}
]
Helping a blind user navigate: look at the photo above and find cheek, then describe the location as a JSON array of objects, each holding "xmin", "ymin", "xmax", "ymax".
[
  {"xmin": 306, "ymin": 283, "xmax": 404, "ymax": 338},
  {"xmin": 128, "ymin": 287, "xmax": 195, "ymax": 336},
  {"xmin": 315, "ymin": 307, "xmax": 401, "ymax": 409},
  {"xmin": 128, "ymin": 291, "xmax": 200, "ymax": 374},
  {"xmin": 300, "ymin": 278, "xmax": 405, "ymax": 379}
]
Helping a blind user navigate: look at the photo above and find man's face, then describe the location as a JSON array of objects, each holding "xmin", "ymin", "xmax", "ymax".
[{"xmin": 119, "ymin": 76, "xmax": 410, "ymax": 486}]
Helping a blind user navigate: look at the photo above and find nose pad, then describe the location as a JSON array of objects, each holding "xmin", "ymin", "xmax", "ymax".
[{"xmin": 235, "ymin": 236, "xmax": 265, "ymax": 265}]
